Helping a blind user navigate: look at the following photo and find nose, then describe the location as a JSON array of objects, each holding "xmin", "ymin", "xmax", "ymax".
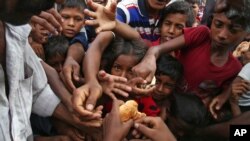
[
  {"xmin": 156, "ymin": 84, "xmax": 163, "ymax": 92},
  {"xmin": 68, "ymin": 18, "xmax": 75, "ymax": 27},
  {"xmin": 168, "ymin": 25, "xmax": 175, "ymax": 35},
  {"xmin": 217, "ymin": 27, "xmax": 229, "ymax": 41}
]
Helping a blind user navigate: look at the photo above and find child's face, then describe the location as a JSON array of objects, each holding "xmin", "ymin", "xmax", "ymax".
[
  {"xmin": 147, "ymin": 0, "xmax": 170, "ymax": 11},
  {"xmin": 60, "ymin": 7, "xmax": 85, "ymax": 38},
  {"xmin": 210, "ymin": 13, "xmax": 248, "ymax": 51},
  {"xmin": 160, "ymin": 13, "xmax": 187, "ymax": 43},
  {"xmin": 111, "ymin": 54, "xmax": 138, "ymax": 81},
  {"xmin": 46, "ymin": 54, "xmax": 66, "ymax": 73},
  {"xmin": 153, "ymin": 74, "xmax": 176, "ymax": 100},
  {"xmin": 32, "ymin": 24, "xmax": 49, "ymax": 44},
  {"xmin": 191, "ymin": 3, "xmax": 199, "ymax": 17}
]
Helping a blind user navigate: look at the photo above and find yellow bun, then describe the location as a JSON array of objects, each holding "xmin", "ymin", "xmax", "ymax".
[
  {"xmin": 119, "ymin": 100, "xmax": 146, "ymax": 122},
  {"xmin": 233, "ymin": 41, "xmax": 250, "ymax": 57}
]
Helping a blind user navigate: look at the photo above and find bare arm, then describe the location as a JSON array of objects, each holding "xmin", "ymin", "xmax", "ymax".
[
  {"xmin": 84, "ymin": 0, "xmax": 141, "ymax": 40},
  {"xmin": 41, "ymin": 61, "xmax": 73, "ymax": 112},
  {"xmin": 132, "ymin": 35, "xmax": 186, "ymax": 82}
]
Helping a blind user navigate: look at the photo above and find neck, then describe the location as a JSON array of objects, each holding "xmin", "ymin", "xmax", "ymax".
[
  {"xmin": 210, "ymin": 50, "xmax": 229, "ymax": 67},
  {"xmin": 145, "ymin": 1, "xmax": 160, "ymax": 18}
]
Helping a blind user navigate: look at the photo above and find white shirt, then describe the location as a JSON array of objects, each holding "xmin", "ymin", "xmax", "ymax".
[
  {"xmin": 0, "ymin": 23, "xmax": 60, "ymax": 141},
  {"xmin": 238, "ymin": 63, "xmax": 250, "ymax": 106}
]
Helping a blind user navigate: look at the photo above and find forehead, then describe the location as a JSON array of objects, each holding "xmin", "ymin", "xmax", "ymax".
[
  {"xmin": 163, "ymin": 13, "xmax": 187, "ymax": 23},
  {"xmin": 114, "ymin": 54, "xmax": 139, "ymax": 66},
  {"xmin": 60, "ymin": 7, "xmax": 84, "ymax": 15}
]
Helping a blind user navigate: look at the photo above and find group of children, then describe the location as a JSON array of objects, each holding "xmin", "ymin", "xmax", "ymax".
[{"xmin": 3, "ymin": 0, "xmax": 250, "ymax": 141}]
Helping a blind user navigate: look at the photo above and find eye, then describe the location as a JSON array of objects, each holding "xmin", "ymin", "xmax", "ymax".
[
  {"xmin": 213, "ymin": 20, "xmax": 223, "ymax": 28},
  {"xmin": 75, "ymin": 17, "xmax": 83, "ymax": 22},
  {"xmin": 62, "ymin": 15, "xmax": 70, "ymax": 20},
  {"xmin": 112, "ymin": 64, "xmax": 121, "ymax": 71},
  {"xmin": 176, "ymin": 24, "xmax": 184, "ymax": 30}
]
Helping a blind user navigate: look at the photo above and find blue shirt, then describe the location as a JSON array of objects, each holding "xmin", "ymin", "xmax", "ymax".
[
  {"xmin": 116, "ymin": 0, "xmax": 161, "ymax": 42},
  {"xmin": 70, "ymin": 32, "xmax": 89, "ymax": 51}
]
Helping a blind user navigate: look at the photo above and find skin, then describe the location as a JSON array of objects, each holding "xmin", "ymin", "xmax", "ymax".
[
  {"xmin": 60, "ymin": 7, "xmax": 85, "ymax": 38},
  {"xmin": 146, "ymin": 0, "xmax": 170, "ymax": 17},
  {"xmin": 153, "ymin": 75, "xmax": 176, "ymax": 101},
  {"xmin": 160, "ymin": 13, "xmax": 187, "ymax": 43},
  {"xmin": 47, "ymin": 54, "xmax": 66, "ymax": 73},
  {"xmin": 111, "ymin": 55, "xmax": 138, "ymax": 81},
  {"xmin": 133, "ymin": 12, "xmax": 249, "ymax": 119}
]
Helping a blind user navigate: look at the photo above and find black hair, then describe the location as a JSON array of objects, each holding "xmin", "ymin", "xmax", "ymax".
[
  {"xmin": 101, "ymin": 37, "xmax": 148, "ymax": 73},
  {"xmin": 159, "ymin": 1, "xmax": 195, "ymax": 27},
  {"xmin": 44, "ymin": 36, "xmax": 69, "ymax": 61},
  {"xmin": 184, "ymin": 0, "xmax": 201, "ymax": 5},
  {"xmin": 170, "ymin": 93, "xmax": 211, "ymax": 128},
  {"xmin": 214, "ymin": 0, "xmax": 250, "ymax": 32},
  {"xmin": 156, "ymin": 54, "xmax": 184, "ymax": 84},
  {"xmin": 57, "ymin": 0, "xmax": 86, "ymax": 12}
]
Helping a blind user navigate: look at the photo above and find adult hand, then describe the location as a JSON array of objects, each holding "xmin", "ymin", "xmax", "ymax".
[
  {"xmin": 98, "ymin": 70, "xmax": 132, "ymax": 98},
  {"xmin": 30, "ymin": 42, "xmax": 45, "ymax": 60},
  {"xmin": 232, "ymin": 79, "xmax": 250, "ymax": 97},
  {"xmin": 132, "ymin": 117, "xmax": 176, "ymax": 141},
  {"xmin": 103, "ymin": 99, "xmax": 134, "ymax": 141},
  {"xmin": 132, "ymin": 52, "xmax": 157, "ymax": 83},
  {"xmin": 30, "ymin": 8, "xmax": 63, "ymax": 35},
  {"xmin": 60, "ymin": 56, "xmax": 81, "ymax": 92},
  {"xmin": 84, "ymin": 0, "xmax": 117, "ymax": 33}
]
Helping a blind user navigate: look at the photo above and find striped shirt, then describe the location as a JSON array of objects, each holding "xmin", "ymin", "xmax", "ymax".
[{"xmin": 116, "ymin": 0, "xmax": 161, "ymax": 42}]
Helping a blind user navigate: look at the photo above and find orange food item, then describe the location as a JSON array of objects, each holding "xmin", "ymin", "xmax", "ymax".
[{"xmin": 119, "ymin": 100, "xmax": 146, "ymax": 122}]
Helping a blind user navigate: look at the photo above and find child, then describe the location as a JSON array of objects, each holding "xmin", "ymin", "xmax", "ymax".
[
  {"xmin": 133, "ymin": 0, "xmax": 250, "ymax": 120},
  {"xmin": 230, "ymin": 62, "xmax": 250, "ymax": 116},
  {"xmin": 44, "ymin": 36, "xmax": 69, "ymax": 73},
  {"xmin": 57, "ymin": 0, "xmax": 88, "ymax": 51},
  {"xmin": 152, "ymin": 54, "xmax": 184, "ymax": 119},
  {"xmin": 184, "ymin": 0, "xmax": 201, "ymax": 26}
]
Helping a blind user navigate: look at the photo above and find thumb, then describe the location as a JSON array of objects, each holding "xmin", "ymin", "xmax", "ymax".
[
  {"xmin": 123, "ymin": 119, "xmax": 134, "ymax": 131},
  {"xmin": 73, "ymin": 65, "xmax": 80, "ymax": 81},
  {"xmin": 85, "ymin": 88, "xmax": 102, "ymax": 111},
  {"xmin": 134, "ymin": 123, "xmax": 153, "ymax": 138}
]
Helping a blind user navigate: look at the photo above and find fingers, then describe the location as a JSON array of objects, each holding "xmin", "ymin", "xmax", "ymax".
[
  {"xmin": 209, "ymin": 99, "xmax": 219, "ymax": 119},
  {"xmin": 84, "ymin": 9, "xmax": 97, "ymax": 19},
  {"xmin": 85, "ymin": 87, "xmax": 102, "ymax": 111},
  {"xmin": 132, "ymin": 86, "xmax": 155, "ymax": 97},
  {"xmin": 72, "ymin": 64, "xmax": 80, "ymax": 81},
  {"xmin": 134, "ymin": 122, "xmax": 153, "ymax": 139},
  {"xmin": 72, "ymin": 89, "xmax": 94, "ymax": 117},
  {"xmin": 86, "ymin": 0, "xmax": 100, "ymax": 11},
  {"xmin": 30, "ymin": 8, "xmax": 62, "ymax": 35},
  {"xmin": 62, "ymin": 66, "xmax": 76, "ymax": 92}
]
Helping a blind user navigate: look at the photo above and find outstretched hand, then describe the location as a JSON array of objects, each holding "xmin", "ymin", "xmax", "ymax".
[
  {"xmin": 84, "ymin": 0, "xmax": 117, "ymax": 33},
  {"xmin": 30, "ymin": 8, "xmax": 63, "ymax": 35},
  {"xmin": 98, "ymin": 70, "xmax": 132, "ymax": 99}
]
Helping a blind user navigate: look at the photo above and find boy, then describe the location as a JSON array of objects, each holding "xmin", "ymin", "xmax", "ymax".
[
  {"xmin": 133, "ymin": 0, "xmax": 250, "ymax": 119},
  {"xmin": 184, "ymin": 0, "xmax": 201, "ymax": 26},
  {"xmin": 44, "ymin": 36, "xmax": 69, "ymax": 73},
  {"xmin": 0, "ymin": 0, "xmax": 92, "ymax": 140},
  {"xmin": 72, "ymin": 0, "xmax": 194, "ymax": 116}
]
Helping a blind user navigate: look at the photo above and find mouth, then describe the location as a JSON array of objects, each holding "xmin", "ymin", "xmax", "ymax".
[
  {"xmin": 213, "ymin": 40, "xmax": 227, "ymax": 48},
  {"xmin": 64, "ymin": 29, "xmax": 76, "ymax": 36},
  {"xmin": 162, "ymin": 36, "xmax": 173, "ymax": 42}
]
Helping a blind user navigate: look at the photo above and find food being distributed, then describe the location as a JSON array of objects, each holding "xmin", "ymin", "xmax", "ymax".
[{"xmin": 119, "ymin": 100, "xmax": 146, "ymax": 122}]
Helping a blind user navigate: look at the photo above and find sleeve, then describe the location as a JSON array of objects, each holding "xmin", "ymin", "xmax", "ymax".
[
  {"xmin": 238, "ymin": 63, "xmax": 250, "ymax": 81},
  {"xmin": 183, "ymin": 25, "xmax": 211, "ymax": 48},
  {"xmin": 25, "ymin": 42, "xmax": 60, "ymax": 117},
  {"xmin": 70, "ymin": 32, "xmax": 89, "ymax": 51}
]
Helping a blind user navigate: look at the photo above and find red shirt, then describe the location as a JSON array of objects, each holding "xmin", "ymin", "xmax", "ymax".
[{"xmin": 178, "ymin": 26, "xmax": 242, "ymax": 98}]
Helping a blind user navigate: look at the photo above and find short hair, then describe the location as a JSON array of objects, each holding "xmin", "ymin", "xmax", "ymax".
[
  {"xmin": 44, "ymin": 36, "xmax": 69, "ymax": 61},
  {"xmin": 159, "ymin": 1, "xmax": 195, "ymax": 27},
  {"xmin": 214, "ymin": 0, "xmax": 250, "ymax": 32},
  {"xmin": 156, "ymin": 54, "xmax": 184, "ymax": 84},
  {"xmin": 101, "ymin": 37, "xmax": 148, "ymax": 73},
  {"xmin": 57, "ymin": 0, "xmax": 86, "ymax": 12}
]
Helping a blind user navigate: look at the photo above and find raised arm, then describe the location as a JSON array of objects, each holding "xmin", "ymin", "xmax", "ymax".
[
  {"xmin": 84, "ymin": 0, "xmax": 141, "ymax": 40},
  {"xmin": 132, "ymin": 35, "xmax": 186, "ymax": 82}
]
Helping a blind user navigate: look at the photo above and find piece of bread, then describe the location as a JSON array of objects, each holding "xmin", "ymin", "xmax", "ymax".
[
  {"xmin": 119, "ymin": 100, "xmax": 146, "ymax": 122},
  {"xmin": 233, "ymin": 41, "xmax": 250, "ymax": 57}
]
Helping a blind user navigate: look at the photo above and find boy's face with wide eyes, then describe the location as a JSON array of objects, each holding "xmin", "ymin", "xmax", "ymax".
[
  {"xmin": 60, "ymin": 7, "xmax": 85, "ymax": 38},
  {"xmin": 210, "ymin": 13, "xmax": 248, "ymax": 51},
  {"xmin": 153, "ymin": 74, "xmax": 176, "ymax": 101}
]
